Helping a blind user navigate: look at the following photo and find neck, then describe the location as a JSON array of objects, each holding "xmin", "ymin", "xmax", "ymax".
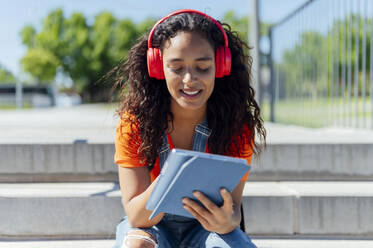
[{"xmin": 170, "ymin": 104, "xmax": 206, "ymax": 128}]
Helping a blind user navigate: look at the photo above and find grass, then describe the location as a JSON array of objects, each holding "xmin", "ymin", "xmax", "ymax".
[
  {"xmin": 262, "ymin": 97, "xmax": 373, "ymax": 128},
  {"xmin": 0, "ymin": 104, "xmax": 32, "ymax": 110}
]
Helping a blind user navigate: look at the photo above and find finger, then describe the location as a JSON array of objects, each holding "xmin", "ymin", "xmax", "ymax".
[
  {"xmin": 220, "ymin": 188, "xmax": 234, "ymax": 214},
  {"xmin": 182, "ymin": 197, "xmax": 213, "ymax": 219},
  {"xmin": 193, "ymin": 191, "xmax": 220, "ymax": 214},
  {"xmin": 183, "ymin": 203, "xmax": 210, "ymax": 227}
]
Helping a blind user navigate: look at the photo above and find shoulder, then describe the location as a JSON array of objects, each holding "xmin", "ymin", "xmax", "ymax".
[
  {"xmin": 115, "ymin": 111, "xmax": 141, "ymax": 145},
  {"xmin": 116, "ymin": 112, "xmax": 139, "ymax": 135},
  {"xmin": 114, "ymin": 112, "xmax": 144, "ymax": 166}
]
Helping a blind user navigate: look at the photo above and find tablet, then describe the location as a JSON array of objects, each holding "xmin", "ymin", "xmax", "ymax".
[{"xmin": 146, "ymin": 148, "xmax": 250, "ymax": 219}]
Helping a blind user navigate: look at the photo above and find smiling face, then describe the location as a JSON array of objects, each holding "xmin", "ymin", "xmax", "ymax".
[{"xmin": 161, "ymin": 31, "xmax": 216, "ymax": 116}]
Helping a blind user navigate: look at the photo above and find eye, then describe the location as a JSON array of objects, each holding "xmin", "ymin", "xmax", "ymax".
[
  {"xmin": 171, "ymin": 67, "xmax": 183, "ymax": 73},
  {"xmin": 197, "ymin": 67, "xmax": 210, "ymax": 73},
  {"xmin": 168, "ymin": 66, "xmax": 183, "ymax": 73}
]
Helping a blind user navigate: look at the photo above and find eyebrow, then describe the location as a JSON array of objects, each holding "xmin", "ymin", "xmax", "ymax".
[{"xmin": 166, "ymin": 57, "xmax": 213, "ymax": 63}]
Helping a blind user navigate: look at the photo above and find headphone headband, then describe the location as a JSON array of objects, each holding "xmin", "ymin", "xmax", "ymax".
[
  {"xmin": 146, "ymin": 9, "xmax": 231, "ymax": 79},
  {"xmin": 147, "ymin": 9, "xmax": 229, "ymax": 49}
]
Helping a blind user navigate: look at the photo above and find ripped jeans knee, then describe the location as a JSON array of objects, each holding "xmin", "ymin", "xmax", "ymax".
[{"xmin": 121, "ymin": 230, "xmax": 158, "ymax": 248}]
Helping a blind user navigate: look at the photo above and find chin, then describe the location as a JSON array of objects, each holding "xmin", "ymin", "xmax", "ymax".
[{"xmin": 178, "ymin": 102, "xmax": 205, "ymax": 112}]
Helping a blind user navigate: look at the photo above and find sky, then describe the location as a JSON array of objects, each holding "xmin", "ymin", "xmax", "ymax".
[{"xmin": 0, "ymin": 0, "xmax": 307, "ymax": 77}]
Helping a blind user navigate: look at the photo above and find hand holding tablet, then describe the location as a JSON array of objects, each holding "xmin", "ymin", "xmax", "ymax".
[{"xmin": 146, "ymin": 149, "xmax": 250, "ymax": 219}]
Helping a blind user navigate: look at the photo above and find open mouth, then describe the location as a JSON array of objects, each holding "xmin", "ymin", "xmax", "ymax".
[{"xmin": 180, "ymin": 89, "xmax": 202, "ymax": 97}]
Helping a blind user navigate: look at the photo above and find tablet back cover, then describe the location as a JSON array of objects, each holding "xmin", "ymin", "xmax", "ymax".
[{"xmin": 147, "ymin": 149, "xmax": 250, "ymax": 219}]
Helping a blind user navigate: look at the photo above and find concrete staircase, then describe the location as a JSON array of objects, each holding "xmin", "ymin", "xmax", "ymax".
[
  {"xmin": 2, "ymin": 142, "xmax": 373, "ymax": 183},
  {"xmin": 2, "ymin": 181, "xmax": 373, "ymax": 238},
  {"xmin": 1, "ymin": 104, "xmax": 373, "ymax": 247},
  {"xmin": 1, "ymin": 142, "xmax": 373, "ymax": 240}
]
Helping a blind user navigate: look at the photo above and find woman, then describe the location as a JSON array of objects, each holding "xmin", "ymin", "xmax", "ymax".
[{"xmin": 110, "ymin": 9, "xmax": 266, "ymax": 248}]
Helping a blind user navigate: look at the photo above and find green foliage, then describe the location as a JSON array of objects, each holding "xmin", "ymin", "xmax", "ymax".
[
  {"xmin": 21, "ymin": 48, "xmax": 60, "ymax": 83},
  {"xmin": 20, "ymin": 9, "xmax": 257, "ymax": 102},
  {"xmin": 20, "ymin": 25, "xmax": 36, "ymax": 48},
  {"xmin": 20, "ymin": 8, "xmax": 156, "ymax": 101},
  {"xmin": 0, "ymin": 65, "xmax": 16, "ymax": 84},
  {"xmin": 277, "ymin": 13, "xmax": 373, "ymax": 100},
  {"xmin": 279, "ymin": 31, "xmax": 328, "ymax": 98},
  {"xmin": 222, "ymin": 10, "xmax": 249, "ymax": 43}
]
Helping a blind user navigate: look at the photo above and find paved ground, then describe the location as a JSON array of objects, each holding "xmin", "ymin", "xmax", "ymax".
[
  {"xmin": 1, "ymin": 103, "xmax": 373, "ymax": 144},
  {"xmin": 0, "ymin": 104, "xmax": 117, "ymax": 144},
  {"xmin": 2, "ymin": 238, "xmax": 373, "ymax": 248}
]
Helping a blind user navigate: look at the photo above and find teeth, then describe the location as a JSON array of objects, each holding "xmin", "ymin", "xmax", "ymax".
[{"xmin": 182, "ymin": 90, "xmax": 200, "ymax": 95}]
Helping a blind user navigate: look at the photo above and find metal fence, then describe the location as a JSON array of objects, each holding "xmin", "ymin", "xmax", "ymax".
[{"xmin": 269, "ymin": 0, "xmax": 373, "ymax": 128}]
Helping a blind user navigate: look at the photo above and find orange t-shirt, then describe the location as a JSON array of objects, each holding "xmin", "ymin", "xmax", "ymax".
[{"xmin": 114, "ymin": 117, "xmax": 253, "ymax": 182}]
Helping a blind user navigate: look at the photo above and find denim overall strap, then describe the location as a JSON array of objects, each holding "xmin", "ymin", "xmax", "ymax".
[
  {"xmin": 156, "ymin": 120, "xmax": 215, "ymax": 238},
  {"xmin": 159, "ymin": 119, "xmax": 212, "ymax": 169},
  {"xmin": 159, "ymin": 133, "xmax": 170, "ymax": 170},
  {"xmin": 192, "ymin": 119, "xmax": 212, "ymax": 152}
]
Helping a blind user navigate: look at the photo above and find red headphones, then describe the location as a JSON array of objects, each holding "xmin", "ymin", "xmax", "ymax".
[{"xmin": 147, "ymin": 9, "xmax": 232, "ymax": 80}]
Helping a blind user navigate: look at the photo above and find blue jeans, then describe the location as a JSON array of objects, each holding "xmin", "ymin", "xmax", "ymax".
[{"xmin": 113, "ymin": 214, "xmax": 257, "ymax": 248}]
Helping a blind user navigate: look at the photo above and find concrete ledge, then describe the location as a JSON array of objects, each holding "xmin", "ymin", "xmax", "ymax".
[
  {"xmin": 243, "ymin": 182, "xmax": 373, "ymax": 236},
  {"xmin": 0, "ymin": 183, "xmax": 123, "ymax": 238},
  {"xmin": 0, "ymin": 144, "xmax": 117, "ymax": 182},
  {"xmin": 250, "ymin": 144, "xmax": 373, "ymax": 181},
  {"xmin": 1, "ymin": 143, "xmax": 373, "ymax": 182},
  {"xmin": 0, "ymin": 173, "xmax": 117, "ymax": 183},
  {"xmin": 2, "ymin": 182, "xmax": 373, "ymax": 238},
  {"xmin": 0, "ymin": 240, "xmax": 116, "ymax": 248},
  {"xmin": 242, "ymin": 182, "xmax": 295, "ymax": 235}
]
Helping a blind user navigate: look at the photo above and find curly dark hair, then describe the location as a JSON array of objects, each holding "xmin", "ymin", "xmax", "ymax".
[{"xmin": 108, "ymin": 12, "xmax": 266, "ymax": 169}]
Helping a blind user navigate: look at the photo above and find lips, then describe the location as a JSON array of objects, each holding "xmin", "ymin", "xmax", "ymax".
[
  {"xmin": 180, "ymin": 89, "xmax": 202, "ymax": 98},
  {"xmin": 182, "ymin": 89, "xmax": 200, "ymax": 95}
]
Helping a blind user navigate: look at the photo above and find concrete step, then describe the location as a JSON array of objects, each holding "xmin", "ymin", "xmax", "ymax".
[
  {"xmin": 242, "ymin": 181, "xmax": 373, "ymax": 236},
  {"xmin": 1, "ymin": 182, "xmax": 373, "ymax": 238},
  {"xmin": 2, "ymin": 238, "xmax": 373, "ymax": 248},
  {"xmin": 0, "ymin": 239, "xmax": 116, "ymax": 248},
  {"xmin": 2, "ymin": 104, "xmax": 373, "ymax": 182},
  {"xmin": 253, "ymin": 238, "xmax": 373, "ymax": 248},
  {"xmin": 251, "ymin": 143, "xmax": 373, "ymax": 181},
  {"xmin": 0, "ymin": 183, "xmax": 122, "ymax": 238},
  {"xmin": 0, "ymin": 143, "xmax": 117, "ymax": 182},
  {"xmin": 1, "ymin": 143, "xmax": 373, "ymax": 182}
]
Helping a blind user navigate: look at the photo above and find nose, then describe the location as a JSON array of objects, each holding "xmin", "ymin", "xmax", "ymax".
[{"xmin": 182, "ymin": 68, "xmax": 195, "ymax": 85}]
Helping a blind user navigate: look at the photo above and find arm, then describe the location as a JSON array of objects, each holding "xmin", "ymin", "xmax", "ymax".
[
  {"xmin": 182, "ymin": 179, "xmax": 246, "ymax": 234},
  {"xmin": 118, "ymin": 166, "xmax": 164, "ymax": 228}
]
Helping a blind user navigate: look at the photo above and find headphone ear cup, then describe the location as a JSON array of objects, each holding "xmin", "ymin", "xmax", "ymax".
[
  {"xmin": 216, "ymin": 46, "xmax": 231, "ymax": 77},
  {"xmin": 215, "ymin": 46, "xmax": 231, "ymax": 78},
  {"xmin": 223, "ymin": 47, "xmax": 232, "ymax": 76},
  {"xmin": 147, "ymin": 48, "xmax": 165, "ymax": 79},
  {"xmin": 215, "ymin": 46, "xmax": 223, "ymax": 78}
]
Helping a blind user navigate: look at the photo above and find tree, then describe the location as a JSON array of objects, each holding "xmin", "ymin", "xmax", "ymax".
[
  {"xmin": 20, "ymin": 9, "xmax": 263, "ymax": 102},
  {"xmin": 20, "ymin": 9, "xmax": 65, "ymax": 85},
  {"xmin": 222, "ymin": 10, "xmax": 249, "ymax": 44},
  {"xmin": 20, "ymin": 8, "xmax": 156, "ymax": 102},
  {"xmin": 0, "ymin": 65, "xmax": 16, "ymax": 84},
  {"xmin": 276, "ymin": 13, "xmax": 372, "ymax": 99}
]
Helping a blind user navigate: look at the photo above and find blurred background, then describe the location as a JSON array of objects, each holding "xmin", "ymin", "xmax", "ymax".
[
  {"xmin": 2, "ymin": 1, "xmax": 373, "ymax": 248},
  {"xmin": 2, "ymin": 0, "xmax": 373, "ymax": 130},
  {"xmin": 0, "ymin": 0, "xmax": 304, "ymax": 116}
]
